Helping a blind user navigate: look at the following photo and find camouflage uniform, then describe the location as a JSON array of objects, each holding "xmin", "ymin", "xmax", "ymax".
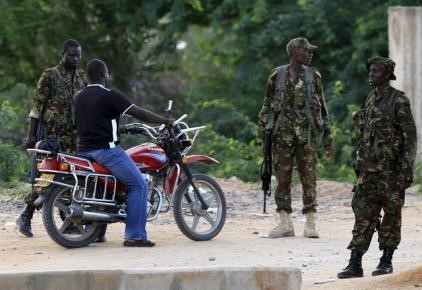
[
  {"xmin": 258, "ymin": 64, "xmax": 332, "ymax": 214},
  {"xmin": 348, "ymin": 79, "xmax": 416, "ymax": 252},
  {"xmin": 29, "ymin": 62, "xmax": 87, "ymax": 151},
  {"xmin": 25, "ymin": 62, "xmax": 87, "ymax": 203}
]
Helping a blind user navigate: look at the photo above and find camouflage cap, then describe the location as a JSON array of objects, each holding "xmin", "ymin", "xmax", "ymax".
[
  {"xmin": 366, "ymin": 56, "xmax": 397, "ymax": 80},
  {"xmin": 286, "ymin": 37, "xmax": 317, "ymax": 56}
]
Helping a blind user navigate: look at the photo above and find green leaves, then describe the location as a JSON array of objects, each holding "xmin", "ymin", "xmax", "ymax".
[{"xmin": 1, "ymin": 0, "xmax": 421, "ymax": 183}]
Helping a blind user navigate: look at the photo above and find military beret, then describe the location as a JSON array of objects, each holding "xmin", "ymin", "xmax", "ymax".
[
  {"xmin": 366, "ymin": 56, "xmax": 397, "ymax": 80},
  {"xmin": 286, "ymin": 37, "xmax": 317, "ymax": 56}
]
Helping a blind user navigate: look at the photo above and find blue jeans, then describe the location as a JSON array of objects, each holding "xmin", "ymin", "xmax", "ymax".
[{"xmin": 79, "ymin": 146, "xmax": 148, "ymax": 240}]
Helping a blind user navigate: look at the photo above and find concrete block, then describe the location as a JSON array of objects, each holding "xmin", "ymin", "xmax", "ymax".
[{"xmin": 0, "ymin": 266, "xmax": 301, "ymax": 290}]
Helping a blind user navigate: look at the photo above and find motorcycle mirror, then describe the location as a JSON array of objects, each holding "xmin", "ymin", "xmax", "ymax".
[{"xmin": 165, "ymin": 100, "xmax": 173, "ymax": 112}]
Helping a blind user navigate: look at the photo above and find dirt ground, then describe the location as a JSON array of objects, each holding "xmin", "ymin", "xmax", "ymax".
[{"xmin": 1, "ymin": 178, "xmax": 421, "ymax": 290}]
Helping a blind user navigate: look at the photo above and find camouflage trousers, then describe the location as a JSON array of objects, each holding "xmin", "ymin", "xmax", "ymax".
[
  {"xmin": 347, "ymin": 171, "xmax": 404, "ymax": 253},
  {"xmin": 24, "ymin": 130, "xmax": 76, "ymax": 205},
  {"xmin": 272, "ymin": 139, "xmax": 318, "ymax": 214}
]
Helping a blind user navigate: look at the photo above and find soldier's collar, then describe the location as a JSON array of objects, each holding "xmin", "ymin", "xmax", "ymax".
[
  {"xmin": 58, "ymin": 61, "xmax": 77, "ymax": 76},
  {"xmin": 375, "ymin": 83, "xmax": 390, "ymax": 97}
]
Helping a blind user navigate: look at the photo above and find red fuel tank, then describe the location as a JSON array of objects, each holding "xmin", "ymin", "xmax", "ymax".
[{"xmin": 126, "ymin": 142, "xmax": 168, "ymax": 171}]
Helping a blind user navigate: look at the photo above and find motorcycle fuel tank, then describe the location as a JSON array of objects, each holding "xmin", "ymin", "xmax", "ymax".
[{"xmin": 126, "ymin": 142, "xmax": 168, "ymax": 170}]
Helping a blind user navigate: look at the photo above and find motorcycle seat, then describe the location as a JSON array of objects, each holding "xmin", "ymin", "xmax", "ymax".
[{"xmin": 61, "ymin": 153, "xmax": 110, "ymax": 174}]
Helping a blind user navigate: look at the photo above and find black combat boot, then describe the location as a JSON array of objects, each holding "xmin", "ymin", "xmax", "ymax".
[
  {"xmin": 372, "ymin": 248, "xmax": 394, "ymax": 276},
  {"xmin": 16, "ymin": 204, "xmax": 35, "ymax": 237},
  {"xmin": 337, "ymin": 250, "xmax": 364, "ymax": 279},
  {"xmin": 95, "ymin": 224, "xmax": 107, "ymax": 243}
]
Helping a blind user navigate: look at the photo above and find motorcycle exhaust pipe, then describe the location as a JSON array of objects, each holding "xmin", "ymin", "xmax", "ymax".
[{"xmin": 66, "ymin": 205, "xmax": 126, "ymax": 222}]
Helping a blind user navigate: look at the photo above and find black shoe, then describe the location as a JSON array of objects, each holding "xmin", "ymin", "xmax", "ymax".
[
  {"xmin": 372, "ymin": 249, "xmax": 394, "ymax": 276},
  {"xmin": 16, "ymin": 215, "xmax": 33, "ymax": 237},
  {"xmin": 16, "ymin": 205, "xmax": 35, "ymax": 238},
  {"xmin": 123, "ymin": 239, "xmax": 156, "ymax": 247},
  {"xmin": 337, "ymin": 250, "xmax": 364, "ymax": 279}
]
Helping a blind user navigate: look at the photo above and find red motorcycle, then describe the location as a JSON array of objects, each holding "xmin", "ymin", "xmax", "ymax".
[{"xmin": 28, "ymin": 112, "xmax": 226, "ymax": 248}]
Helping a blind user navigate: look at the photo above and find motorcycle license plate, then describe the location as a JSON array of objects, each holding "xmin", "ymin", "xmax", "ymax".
[{"xmin": 34, "ymin": 173, "xmax": 55, "ymax": 187}]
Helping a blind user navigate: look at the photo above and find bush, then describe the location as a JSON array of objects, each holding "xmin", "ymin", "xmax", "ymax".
[
  {"xmin": 189, "ymin": 126, "xmax": 262, "ymax": 182},
  {"xmin": 0, "ymin": 142, "xmax": 29, "ymax": 183},
  {"xmin": 0, "ymin": 181, "xmax": 31, "ymax": 197}
]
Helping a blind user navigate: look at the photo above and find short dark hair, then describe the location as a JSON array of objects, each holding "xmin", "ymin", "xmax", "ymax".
[
  {"xmin": 61, "ymin": 39, "xmax": 81, "ymax": 54},
  {"xmin": 87, "ymin": 59, "xmax": 107, "ymax": 80}
]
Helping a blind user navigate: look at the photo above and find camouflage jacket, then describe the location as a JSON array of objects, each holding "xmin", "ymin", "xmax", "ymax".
[
  {"xmin": 29, "ymin": 62, "xmax": 87, "ymax": 150},
  {"xmin": 355, "ymin": 84, "xmax": 417, "ymax": 172},
  {"xmin": 258, "ymin": 65, "xmax": 332, "ymax": 148}
]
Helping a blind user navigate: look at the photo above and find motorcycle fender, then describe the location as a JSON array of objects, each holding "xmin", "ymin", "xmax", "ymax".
[{"xmin": 186, "ymin": 155, "xmax": 220, "ymax": 165}]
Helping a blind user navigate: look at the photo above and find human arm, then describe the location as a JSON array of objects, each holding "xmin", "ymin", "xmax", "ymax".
[
  {"xmin": 258, "ymin": 68, "xmax": 277, "ymax": 139},
  {"xmin": 314, "ymin": 71, "xmax": 333, "ymax": 158},
  {"xmin": 395, "ymin": 93, "xmax": 417, "ymax": 190},
  {"xmin": 125, "ymin": 105, "xmax": 172, "ymax": 126},
  {"xmin": 25, "ymin": 118, "xmax": 39, "ymax": 148},
  {"xmin": 26, "ymin": 70, "xmax": 53, "ymax": 148}
]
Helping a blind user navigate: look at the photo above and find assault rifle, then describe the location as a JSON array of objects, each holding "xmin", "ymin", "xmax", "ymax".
[{"xmin": 260, "ymin": 128, "xmax": 272, "ymax": 213}]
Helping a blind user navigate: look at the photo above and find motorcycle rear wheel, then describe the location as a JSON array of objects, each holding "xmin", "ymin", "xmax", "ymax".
[
  {"xmin": 173, "ymin": 174, "xmax": 226, "ymax": 241},
  {"xmin": 42, "ymin": 185, "xmax": 104, "ymax": 248}
]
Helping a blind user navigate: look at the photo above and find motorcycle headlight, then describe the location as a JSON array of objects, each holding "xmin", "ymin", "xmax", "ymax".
[{"xmin": 180, "ymin": 139, "xmax": 192, "ymax": 148}]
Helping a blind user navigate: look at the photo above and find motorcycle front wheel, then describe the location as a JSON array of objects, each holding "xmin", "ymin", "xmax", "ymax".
[
  {"xmin": 42, "ymin": 185, "xmax": 104, "ymax": 248},
  {"xmin": 173, "ymin": 173, "xmax": 226, "ymax": 241}
]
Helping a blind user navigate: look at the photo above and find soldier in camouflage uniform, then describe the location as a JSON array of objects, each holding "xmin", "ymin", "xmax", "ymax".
[
  {"xmin": 258, "ymin": 37, "xmax": 333, "ymax": 239},
  {"xmin": 16, "ymin": 39, "xmax": 87, "ymax": 237},
  {"xmin": 338, "ymin": 57, "xmax": 417, "ymax": 279}
]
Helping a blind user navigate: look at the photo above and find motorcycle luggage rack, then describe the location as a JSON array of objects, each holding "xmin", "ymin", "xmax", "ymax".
[
  {"xmin": 53, "ymin": 153, "xmax": 118, "ymax": 205},
  {"xmin": 79, "ymin": 173, "xmax": 118, "ymax": 204},
  {"xmin": 58, "ymin": 153, "xmax": 96, "ymax": 172}
]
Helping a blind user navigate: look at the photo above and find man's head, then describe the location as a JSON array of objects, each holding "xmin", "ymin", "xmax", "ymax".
[
  {"xmin": 61, "ymin": 39, "xmax": 81, "ymax": 69},
  {"xmin": 367, "ymin": 56, "xmax": 396, "ymax": 86},
  {"xmin": 286, "ymin": 37, "xmax": 317, "ymax": 65},
  {"xmin": 87, "ymin": 59, "xmax": 108, "ymax": 84}
]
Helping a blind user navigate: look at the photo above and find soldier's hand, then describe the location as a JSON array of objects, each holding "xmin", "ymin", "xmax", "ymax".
[
  {"xmin": 325, "ymin": 142, "xmax": 334, "ymax": 160},
  {"xmin": 25, "ymin": 136, "xmax": 37, "ymax": 149},
  {"xmin": 397, "ymin": 168, "xmax": 413, "ymax": 191},
  {"xmin": 257, "ymin": 125, "xmax": 265, "ymax": 139}
]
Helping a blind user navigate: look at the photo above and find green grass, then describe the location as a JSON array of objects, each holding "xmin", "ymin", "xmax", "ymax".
[{"xmin": 0, "ymin": 181, "xmax": 30, "ymax": 198}]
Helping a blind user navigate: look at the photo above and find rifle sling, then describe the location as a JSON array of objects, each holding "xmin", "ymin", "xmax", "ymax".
[{"xmin": 273, "ymin": 65, "xmax": 288, "ymax": 134}]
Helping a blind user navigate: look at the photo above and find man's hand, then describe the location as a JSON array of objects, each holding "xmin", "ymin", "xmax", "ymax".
[
  {"xmin": 310, "ymin": 95, "xmax": 321, "ymax": 113},
  {"xmin": 397, "ymin": 168, "xmax": 413, "ymax": 191},
  {"xmin": 25, "ymin": 136, "xmax": 37, "ymax": 149},
  {"xmin": 257, "ymin": 125, "xmax": 265, "ymax": 140},
  {"xmin": 324, "ymin": 141, "xmax": 334, "ymax": 159}
]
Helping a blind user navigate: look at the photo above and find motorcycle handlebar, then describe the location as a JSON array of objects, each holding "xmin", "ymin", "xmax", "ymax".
[
  {"xmin": 124, "ymin": 114, "xmax": 203, "ymax": 141},
  {"xmin": 172, "ymin": 114, "xmax": 187, "ymax": 126}
]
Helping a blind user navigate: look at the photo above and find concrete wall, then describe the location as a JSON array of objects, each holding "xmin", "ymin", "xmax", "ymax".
[
  {"xmin": 0, "ymin": 267, "xmax": 302, "ymax": 290},
  {"xmin": 389, "ymin": 6, "xmax": 422, "ymax": 158}
]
